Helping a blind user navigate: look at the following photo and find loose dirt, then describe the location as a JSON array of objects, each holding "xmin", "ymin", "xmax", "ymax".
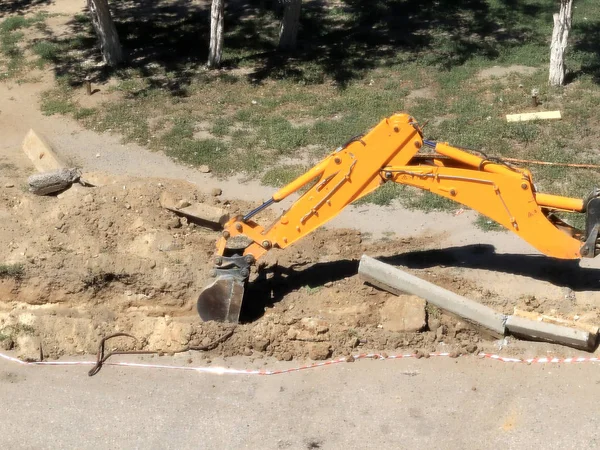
[{"xmin": 0, "ymin": 164, "xmax": 487, "ymax": 360}]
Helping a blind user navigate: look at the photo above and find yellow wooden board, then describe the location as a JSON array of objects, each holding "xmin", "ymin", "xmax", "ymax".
[{"xmin": 506, "ymin": 111, "xmax": 562, "ymax": 122}]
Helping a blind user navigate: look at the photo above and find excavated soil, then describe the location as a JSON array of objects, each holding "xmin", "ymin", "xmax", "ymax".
[{"xmin": 0, "ymin": 167, "xmax": 497, "ymax": 361}]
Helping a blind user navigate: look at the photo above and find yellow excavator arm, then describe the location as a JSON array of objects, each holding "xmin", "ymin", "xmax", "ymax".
[{"xmin": 197, "ymin": 113, "xmax": 600, "ymax": 322}]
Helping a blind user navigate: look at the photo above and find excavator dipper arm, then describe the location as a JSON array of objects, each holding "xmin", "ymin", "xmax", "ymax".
[{"xmin": 197, "ymin": 113, "xmax": 600, "ymax": 322}]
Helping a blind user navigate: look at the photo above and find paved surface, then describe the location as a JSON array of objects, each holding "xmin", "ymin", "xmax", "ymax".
[{"xmin": 2, "ymin": 353, "xmax": 600, "ymax": 449}]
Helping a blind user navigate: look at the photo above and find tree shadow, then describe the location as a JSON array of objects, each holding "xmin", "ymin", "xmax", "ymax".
[
  {"xmin": 572, "ymin": 20, "xmax": 600, "ymax": 84},
  {"xmin": 0, "ymin": 0, "xmax": 51, "ymax": 16},
  {"xmin": 41, "ymin": 0, "xmax": 554, "ymax": 95},
  {"xmin": 239, "ymin": 243, "xmax": 600, "ymax": 322},
  {"xmin": 379, "ymin": 244, "xmax": 600, "ymax": 291},
  {"xmin": 245, "ymin": 0, "xmax": 547, "ymax": 87}
]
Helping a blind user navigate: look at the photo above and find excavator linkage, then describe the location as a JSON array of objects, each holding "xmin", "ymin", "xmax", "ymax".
[{"xmin": 197, "ymin": 113, "xmax": 600, "ymax": 322}]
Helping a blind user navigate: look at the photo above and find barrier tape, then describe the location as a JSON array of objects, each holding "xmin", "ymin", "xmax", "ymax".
[{"xmin": 2, "ymin": 351, "xmax": 600, "ymax": 376}]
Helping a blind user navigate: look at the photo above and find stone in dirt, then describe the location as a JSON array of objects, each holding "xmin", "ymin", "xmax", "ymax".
[
  {"xmin": 28, "ymin": 168, "xmax": 81, "ymax": 195},
  {"xmin": 198, "ymin": 165, "xmax": 211, "ymax": 173},
  {"xmin": 308, "ymin": 343, "xmax": 331, "ymax": 360},
  {"xmin": 379, "ymin": 295, "xmax": 427, "ymax": 332},
  {"xmin": 287, "ymin": 317, "xmax": 330, "ymax": 342},
  {"xmin": 174, "ymin": 203, "xmax": 230, "ymax": 228}
]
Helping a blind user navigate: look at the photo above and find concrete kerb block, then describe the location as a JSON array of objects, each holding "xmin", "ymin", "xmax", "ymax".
[{"xmin": 505, "ymin": 315, "xmax": 597, "ymax": 351}]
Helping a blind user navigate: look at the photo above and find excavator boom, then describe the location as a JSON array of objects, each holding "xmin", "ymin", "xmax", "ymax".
[{"xmin": 197, "ymin": 113, "xmax": 600, "ymax": 322}]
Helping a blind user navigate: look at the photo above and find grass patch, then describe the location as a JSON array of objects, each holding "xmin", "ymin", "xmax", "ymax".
[
  {"xmin": 355, "ymin": 182, "xmax": 406, "ymax": 207},
  {"xmin": 405, "ymin": 191, "xmax": 459, "ymax": 213},
  {"xmin": 261, "ymin": 165, "xmax": 306, "ymax": 187},
  {"xmin": 0, "ymin": 12, "xmax": 49, "ymax": 78},
  {"xmin": 0, "ymin": 263, "xmax": 24, "ymax": 279},
  {"xmin": 474, "ymin": 215, "xmax": 506, "ymax": 232},
  {"xmin": 9, "ymin": 0, "xmax": 600, "ymax": 217}
]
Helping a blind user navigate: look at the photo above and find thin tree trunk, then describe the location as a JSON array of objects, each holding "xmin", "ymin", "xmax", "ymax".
[
  {"xmin": 278, "ymin": 0, "xmax": 301, "ymax": 51},
  {"xmin": 207, "ymin": 0, "xmax": 225, "ymax": 68},
  {"xmin": 549, "ymin": 0, "xmax": 573, "ymax": 86},
  {"xmin": 87, "ymin": 0, "xmax": 123, "ymax": 66}
]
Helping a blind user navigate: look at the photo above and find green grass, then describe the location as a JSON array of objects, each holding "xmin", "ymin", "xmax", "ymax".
[
  {"xmin": 261, "ymin": 165, "xmax": 306, "ymax": 187},
  {"xmin": 7, "ymin": 0, "xmax": 600, "ymax": 218},
  {"xmin": 0, "ymin": 263, "xmax": 24, "ymax": 279},
  {"xmin": 0, "ymin": 12, "xmax": 50, "ymax": 78},
  {"xmin": 474, "ymin": 215, "xmax": 506, "ymax": 232}
]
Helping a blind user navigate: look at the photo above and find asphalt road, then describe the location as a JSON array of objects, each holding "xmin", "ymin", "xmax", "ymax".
[{"xmin": 1, "ymin": 353, "xmax": 600, "ymax": 449}]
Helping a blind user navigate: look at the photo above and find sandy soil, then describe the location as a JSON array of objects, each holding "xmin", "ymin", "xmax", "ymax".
[{"xmin": 1, "ymin": 0, "xmax": 600, "ymax": 363}]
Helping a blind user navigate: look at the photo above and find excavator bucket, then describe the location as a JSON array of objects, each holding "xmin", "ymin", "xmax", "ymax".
[{"xmin": 197, "ymin": 275, "xmax": 245, "ymax": 323}]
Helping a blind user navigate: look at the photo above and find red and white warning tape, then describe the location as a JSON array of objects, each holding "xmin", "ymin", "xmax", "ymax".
[{"xmin": 1, "ymin": 351, "xmax": 599, "ymax": 376}]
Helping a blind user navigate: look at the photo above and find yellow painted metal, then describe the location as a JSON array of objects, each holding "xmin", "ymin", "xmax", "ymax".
[
  {"xmin": 272, "ymin": 157, "xmax": 329, "ymax": 202},
  {"xmin": 535, "ymin": 193, "xmax": 584, "ymax": 212},
  {"xmin": 214, "ymin": 113, "xmax": 587, "ymax": 262},
  {"xmin": 385, "ymin": 166, "xmax": 581, "ymax": 259}
]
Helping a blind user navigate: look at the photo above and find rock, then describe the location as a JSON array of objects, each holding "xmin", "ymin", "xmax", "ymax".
[
  {"xmin": 176, "ymin": 199, "xmax": 191, "ymax": 209},
  {"xmin": 428, "ymin": 318, "xmax": 440, "ymax": 332},
  {"xmin": 281, "ymin": 351, "xmax": 293, "ymax": 361},
  {"xmin": 252, "ymin": 337, "xmax": 270, "ymax": 352},
  {"xmin": 308, "ymin": 343, "xmax": 331, "ymax": 360},
  {"xmin": 159, "ymin": 191, "xmax": 178, "ymax": 210},
  {"xmin": 287, "ymin": 318, "xmax": 330, "ymax": 342},
  {"xmin": 28, "ymin": 168, "xmax": 81, "ymax": 196},
  {"xmin": 4, "ymin": 183, "xmax": 14, "ymax": 188},
  {"xmin": 0, "ymin": 337, "xmax": 14, "ymax": 351},
  {"xmin": 243, "ymin": 347, "xmax": 253, "ymax": 356},
  {"xmin": 15, "ymin": 335, "xmax": 40, "ymax": 361},
  {"xmin": 347, "ymin": 337, "xmax": 359, "ymax": 348},
  {"xmin": 198, "ymin": 165, "xmax": 211, "ymax": 173},
  {"xmin": 436, "ymin": 325, "xmax": 446, "ymax": 341},
  {"xmin": 174, "ymin": 203, "xmax": 230, "ymax": 229},
  {"xmin": 379, "ymin": 295, "xmax": 427, "ymax": 332},
  {"xmin": 211, "ymin": 188, "xmax": 222, "ymax": 197},
  {"xmin": 166, "ymin": 217, "xmax": 181, "ymax": 229}
]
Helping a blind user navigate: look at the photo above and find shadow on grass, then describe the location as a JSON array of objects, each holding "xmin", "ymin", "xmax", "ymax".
[
  {"xmin": 572, "ymin": 20, "xmax": 600, "ymax": 84},
  {"xmin": 43, "ymin": 0, "xmax": 556, "ymax": 93},
  {"xmin": 0, "ymin": 0, "xmax": 51, "ymax": 16},
  {"xmin": 247, "ymin": 0, "xmax": 548, "ymax": 87},
  {"xmin": 239, "ymin": 242, "xmax": 600, "ymax": 322}
]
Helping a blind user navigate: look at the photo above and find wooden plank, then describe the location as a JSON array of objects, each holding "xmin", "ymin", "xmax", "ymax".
[
  {"xmin": 506, "ymin": 111, "xmax": 561, "ymax": 122},
  {"xmin": 21, "ymin": 129, "xmax": 66, "ymax": 173}
]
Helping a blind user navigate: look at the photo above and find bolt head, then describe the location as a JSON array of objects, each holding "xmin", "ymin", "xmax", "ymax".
[
  {"xmin": 521, "ymin": 183, "xmax": 528, "ymax": 190},
  {"xmin": 214, "ymin": 256, "xmax": 223, "ymax": 266},
  {"xmin": 262, "ymin": 240, "xmax": 272, "ymax": 249},
  {"xmin": 244, "ymin": 254, "xmax": 255, "ymax": 264},
  {"xmin": 240, "ymin": 268, "xmax": 250, "ymax": 278},
  {"xmin": 235, "ymin": 222, "xmax": 243, "ymax": 231},
  {"xmin": 222, "ymin": 230, "xmax": 230, "ymax": 239}
]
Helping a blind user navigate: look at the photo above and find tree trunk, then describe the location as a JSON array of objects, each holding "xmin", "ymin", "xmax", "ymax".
[
  {"xmin": 548, "ymin": 0, "xmax": 573, "ymax": 86},
  {"xmin": 87, "ymin": 0, "xmax": 123, "ymax": 66},
  {"xmin": 278, "ymin": 0, "xmax": 301, "ymax": 51},
  {"xmin": 207, "ymin": 0, "xmax": 225, "ymax": 69}
]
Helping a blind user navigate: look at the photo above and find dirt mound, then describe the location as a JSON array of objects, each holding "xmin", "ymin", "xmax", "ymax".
[{"xmin": 0, "ymin": 169, "xmax": 492, "ymax": 360}]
